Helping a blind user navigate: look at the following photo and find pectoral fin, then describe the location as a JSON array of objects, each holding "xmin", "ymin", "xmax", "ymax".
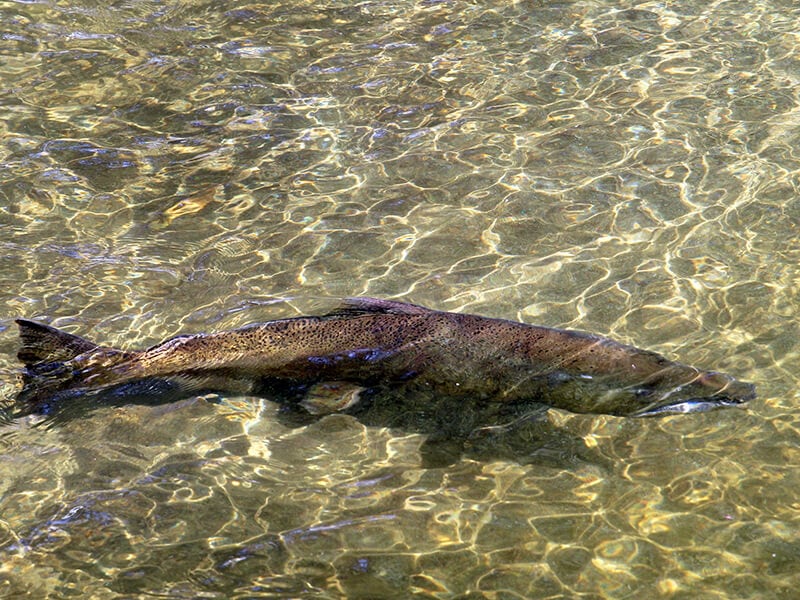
[{"xmin": 300, "ymin": 381, "xmax": 366, "ymax": 415}]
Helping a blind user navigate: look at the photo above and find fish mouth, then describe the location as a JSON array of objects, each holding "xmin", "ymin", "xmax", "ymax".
[{"xmin": 632, "ymin": 380, "xmax": 756, "ymax": 418}]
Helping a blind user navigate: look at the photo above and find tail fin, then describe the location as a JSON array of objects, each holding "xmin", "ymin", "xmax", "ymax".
[
  {"xmin": 15, "ymin": 320, "xmax": 207, "ymax": 420},
  {"xmin": 16, "ymin": 319, "xmax": 100, "ymax": 366},
  {"xmin": 15, "ymin": 319, "xmax": 128, "ymax": 417}
]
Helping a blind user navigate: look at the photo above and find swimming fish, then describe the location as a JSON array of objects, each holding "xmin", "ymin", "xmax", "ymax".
[{"xmin": 14, "ymin": 297, "xmax": 755, "ymax": 421}]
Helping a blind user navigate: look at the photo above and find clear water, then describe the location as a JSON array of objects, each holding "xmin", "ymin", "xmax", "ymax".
[{"xmin": 1, "ymin": 0, "xmax": 799, "ymax": 597}]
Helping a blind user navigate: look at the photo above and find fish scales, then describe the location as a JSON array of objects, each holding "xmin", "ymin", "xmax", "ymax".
[{"xmin": 13, "ymin": 298, "xmax": 755, "ymax": 419}]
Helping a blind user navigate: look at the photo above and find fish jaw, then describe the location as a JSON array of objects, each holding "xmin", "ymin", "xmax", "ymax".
[
  {"xmin": 632, "ymin": 395, "xmax": 745, "ymax": 417},
  {"xmin": 630, "ymin": 373, "xmax": 756, "ymax": 417}
]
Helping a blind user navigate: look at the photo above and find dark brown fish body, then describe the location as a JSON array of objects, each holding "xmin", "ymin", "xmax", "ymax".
[{"xmin": 15, "ymin": 298, "xmax": 755, "ymax": 420}]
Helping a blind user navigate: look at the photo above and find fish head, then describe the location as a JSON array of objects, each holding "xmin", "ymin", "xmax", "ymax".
[{"xmin": 626, "ymin": 369, "xmax": 756, "ymax": 417}]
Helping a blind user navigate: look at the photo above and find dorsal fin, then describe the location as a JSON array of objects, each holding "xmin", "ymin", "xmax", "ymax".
[
  {"xmin": 323, "ymin": 297, "xmax": 432, "ymax": 318},
  {"xmin": 16, "ymin": 319, "xmax": 100, "ymax": 366}
]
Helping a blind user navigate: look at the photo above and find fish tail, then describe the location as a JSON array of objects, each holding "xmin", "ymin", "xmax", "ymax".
[
  {"xmin": 15, "ymin": 319, "xmax": 131, "ymax": 416},
  {"xmin": 15, "ymin": 319, "xmax": 252, "ymax": 419},
  {"xmin": 17, "ymin": 318, "xmax": 100, "ymax": 366}
]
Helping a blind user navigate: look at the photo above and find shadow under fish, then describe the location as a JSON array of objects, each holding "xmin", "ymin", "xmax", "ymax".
[{"xmin": 12, "ymin": 298, "xmax": 755, "ymax": 465}]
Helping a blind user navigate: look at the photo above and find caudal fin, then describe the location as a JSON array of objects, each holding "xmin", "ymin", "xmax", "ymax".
[
  {"xmin": 15, "ymin": 320, "xmax": 210, "ymax": 420},
  {"xmin": 16, "ymin": 319, "xmax": 100, "ymax": 366},
  {"xmin": 15, "ymin": 319, "xmax": 128, "ymax": 416}
]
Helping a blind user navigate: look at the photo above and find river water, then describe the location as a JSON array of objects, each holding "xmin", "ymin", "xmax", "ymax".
[{"xmin": 1, "ymin": 0, "xmax": 799, "ymax": 598}]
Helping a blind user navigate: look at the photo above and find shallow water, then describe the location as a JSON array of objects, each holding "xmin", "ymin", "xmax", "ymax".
[{"xmin": 1, "ymin": 0, "xmax": 800, "ymax": 597}]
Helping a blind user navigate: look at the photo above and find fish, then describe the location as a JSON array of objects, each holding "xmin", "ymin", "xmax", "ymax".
[{"xmin": 13, "ymin": 297, "xmax": 755, "ymax": 423}]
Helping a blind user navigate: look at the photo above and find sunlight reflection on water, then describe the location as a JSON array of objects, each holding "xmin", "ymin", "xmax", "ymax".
[{"xmin": 1, "ymin": 0, "xmax": 800, "ymax": 597}]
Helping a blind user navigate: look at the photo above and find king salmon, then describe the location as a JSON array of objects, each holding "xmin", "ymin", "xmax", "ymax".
[{"xmin": 14, "ymin": 297, "xmax": 755, "ymax": 421}]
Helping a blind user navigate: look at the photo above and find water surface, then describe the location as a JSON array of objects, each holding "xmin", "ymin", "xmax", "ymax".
[{"xmin": 1, "ymin": 0, "xmax": 800, "ymax": 597}]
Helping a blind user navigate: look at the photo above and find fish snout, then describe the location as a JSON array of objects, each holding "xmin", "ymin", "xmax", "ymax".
[
  {"xmin": 696, "ymin": 371, "xmax": 756, "ymax": 404},
  {"xmin": 631, "ymin": 370, "xmax": 756, "ymax": 417}
]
